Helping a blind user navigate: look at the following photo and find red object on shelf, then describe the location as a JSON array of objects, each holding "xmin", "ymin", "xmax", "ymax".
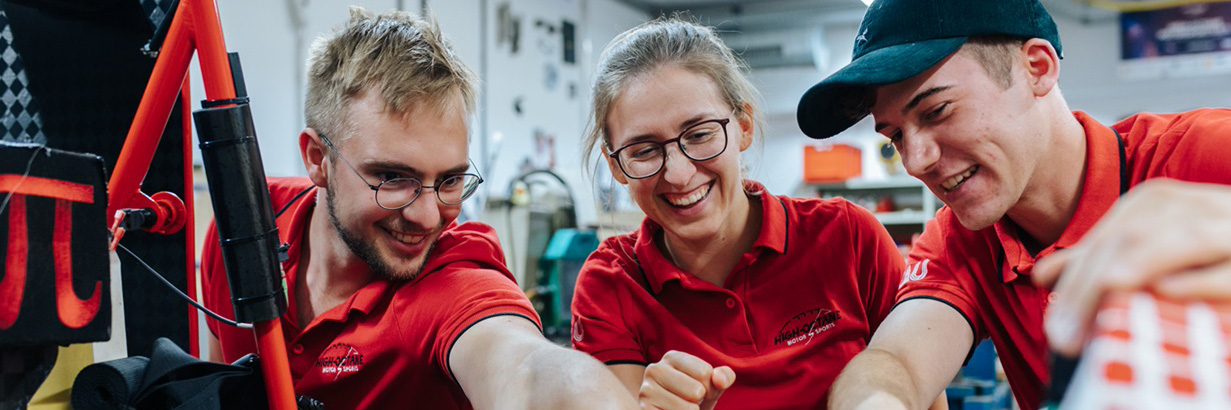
[{"xmin": 804, "ymin": 143, "xmax": 862, "ymax": 182}]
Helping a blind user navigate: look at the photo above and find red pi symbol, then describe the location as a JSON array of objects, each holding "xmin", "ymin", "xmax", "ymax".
[{"xmin": 1, "ymin": 174, "xmax": 101, "ymax": 329}]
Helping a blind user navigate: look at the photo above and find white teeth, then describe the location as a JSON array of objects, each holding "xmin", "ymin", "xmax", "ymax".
[
  {"xmin": 941, "ymin": 166, "xmax": 978, "ymax": 191},
  {"xmin": 389, "ymin": 229, "xmax": 425, "ymax": 244},
  {"xmin": 667, "ymin": 184, "xmax": 710, "ymax": 207}
]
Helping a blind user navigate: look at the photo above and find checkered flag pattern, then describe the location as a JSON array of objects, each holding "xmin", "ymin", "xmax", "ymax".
[
  {"xmin": 1062, "ymin": 292, "xmax": 1231, "ymax": 409},
  {"xmin": 142, "ymin": 0, "xmax": 177, "ymax": 29},
  {"xmin": 0, "ymin": 9, "xmax": 46, "ymax": 145}
]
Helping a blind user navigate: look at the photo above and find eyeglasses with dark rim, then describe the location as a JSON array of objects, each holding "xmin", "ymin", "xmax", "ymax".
[
  {"xmin": 607, "ymin": 117, "xmax": 731, "ymax": 180},
  {"xmin": 318, "ymin": 132, "xmax": 483, "ymax": 209}
]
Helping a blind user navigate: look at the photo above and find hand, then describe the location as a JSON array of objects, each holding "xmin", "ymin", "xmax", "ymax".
[
  {"xmin": 639, "ymin": 350, "xmax": 736, "ymax": 410},
  {"xmin": 1034, "ymin": 179, "xmax": 1231, "ymax": 356}
]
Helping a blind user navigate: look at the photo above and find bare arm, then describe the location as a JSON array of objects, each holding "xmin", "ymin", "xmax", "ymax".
[
  {"xmin": 830, "ymin": 299, "xmax": 973, "ymax": 410},
  {"xmin": 451, "ymin": 315, "xmax": 637, "ymax": 410},
  {"xmin": 608, "ymin": 364, "xmax": 645, "ymax": 396}
]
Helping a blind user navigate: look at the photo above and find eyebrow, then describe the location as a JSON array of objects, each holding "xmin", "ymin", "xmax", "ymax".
[
  {"xmin": 360, "ymin": 161, "xmax": 471, "ymax": 176},
  {"xmin": 901, "ymin": 86, "xmax": 953, "ymax": 115},
  {"xmin": 620, "ymin": 114, "xmax": 716, "ymax": 145}
]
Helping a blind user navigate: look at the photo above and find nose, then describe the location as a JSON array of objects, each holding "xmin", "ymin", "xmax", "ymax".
[
  {"xmin": 899, "ymin": 130, "xmax": 940, "ymax": 177},
  {"xmin": 659, "ymin": 144, "xmax": 696, "ymax": 186},
  {"xmin": 400, "ymin": 188, "xmax": 442, "ymax": 229}
]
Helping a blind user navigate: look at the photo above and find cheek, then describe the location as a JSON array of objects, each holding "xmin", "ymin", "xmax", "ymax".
[
  {"xmin": 440, "ymin": 206, "xmax": 463, "ymax": 223},
  {"xmin": 627, "ymin": 179, "xmax": 658, "ymax": 204}
]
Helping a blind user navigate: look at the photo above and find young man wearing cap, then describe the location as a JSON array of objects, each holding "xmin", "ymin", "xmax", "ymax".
[
  {"xmin": 201, "ymin": 9, "xmax": 635, "ymax": 409},
  {"xmin": 795, "ymin": 0, "xmax": 1231, "ymax": 409}
]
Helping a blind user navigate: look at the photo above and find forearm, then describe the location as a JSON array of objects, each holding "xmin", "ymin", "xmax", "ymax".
[
  {"xmin": 505, "ymin": 345, "xmax": 635, "ymax": 409},
  {"xmin": 830, "ymin": 348, "xmax": 927, "ymax": 410}
]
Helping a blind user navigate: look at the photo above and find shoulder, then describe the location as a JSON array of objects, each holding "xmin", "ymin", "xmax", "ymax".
[
  {"xmin": 576, "ymin": 231, "xmax": 644, "ymax": 293},
  {"xmin": 1117, "ymin": 109, "xmax": 1231, "ymax": 183},
  {"xmin": 778, "ymin": 195, "xmax": 881, "ymax": 233},
  {"xmin": 1114, "ymin": 108, "xmax": 1231, "ymax": 136},
  {"xmin": 422, "ymin": 221, "xmax": 512, "ymax": 280},
  {"xmin": 912, "ymin": 206, "xmax": 989, "ymax": 261},
  {"xmin": 266, "ymin": 176, "xmax": 316, "ymax": 202}
]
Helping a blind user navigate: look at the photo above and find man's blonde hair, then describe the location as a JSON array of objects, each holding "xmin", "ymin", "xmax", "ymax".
[{"xmin": 305, "ymin": 7, "xmax": 477, "ymax": 142}]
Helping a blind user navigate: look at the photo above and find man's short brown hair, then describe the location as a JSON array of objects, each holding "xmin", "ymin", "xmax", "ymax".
[{"xmin": 961, "ymin": 35, "xmax": 1029, "ymax": 89}]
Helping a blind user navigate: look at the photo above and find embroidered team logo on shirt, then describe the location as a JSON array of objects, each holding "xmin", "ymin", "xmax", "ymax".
[
  {"xmin": 774, "ymin": 308, "xmax": 842, "ymax": 347},
  {"xmin": 316, "ymin": 343, "xmax": 364, "ymax": 379},
  {"xmin": 900, "ymin": 259, "xmax": 930, "ymax": 287}
]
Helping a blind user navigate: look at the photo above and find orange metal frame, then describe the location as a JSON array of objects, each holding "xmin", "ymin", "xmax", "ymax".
[{"xmin": 106, "ymin": 1, "xmax": 295, "ymax": 409}]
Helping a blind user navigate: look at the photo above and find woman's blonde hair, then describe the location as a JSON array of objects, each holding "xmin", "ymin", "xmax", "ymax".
[{"xmin": 582, "ymin": 17, "xmax": 764, "ymax": 172}]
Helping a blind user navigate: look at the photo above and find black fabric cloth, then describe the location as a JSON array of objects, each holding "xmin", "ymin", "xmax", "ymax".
[{"xmin": 72, "ymin": 338, "xmax": 267, "ymax": 410}]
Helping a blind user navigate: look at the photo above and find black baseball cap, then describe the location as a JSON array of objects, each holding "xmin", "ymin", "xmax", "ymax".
[{"xmin": 796, "ymin": 0, "xmax": 1062, "ymax": 139}]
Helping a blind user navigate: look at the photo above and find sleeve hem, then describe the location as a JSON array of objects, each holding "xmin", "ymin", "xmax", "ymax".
[{"xmin": 444, "ymin": 311, "xmax": 541, "ymax": 382}]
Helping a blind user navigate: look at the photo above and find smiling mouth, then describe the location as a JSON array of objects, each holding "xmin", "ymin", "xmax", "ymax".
[
  {"xmin": 941, "ymin": 165, "xmax": 979, "ymax": 191},
  {"xmin": 384, "ymin": 227, "xmax": 428, "ymax": 245},
  {"xmin": 663, "ymin": 182, "xmax": 712, "ymax": 208}
]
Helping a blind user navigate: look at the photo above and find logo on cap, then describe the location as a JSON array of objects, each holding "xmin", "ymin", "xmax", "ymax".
[{"xmin": 855, "ymin": 28, "xmax": 870, "ymax": 49}]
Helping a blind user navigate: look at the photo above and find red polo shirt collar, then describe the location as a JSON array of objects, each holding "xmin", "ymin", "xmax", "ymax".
[
  {"xmin": 634, "ymin": 180, "xmax": 788, "ymax": 294},
  {"xmin": 995, "ymin": 111, "xmax": 1121, "ymax": 282},
  {"xmin": 275, "ymin": 186, "xmax": 394, "ymax": 334}
]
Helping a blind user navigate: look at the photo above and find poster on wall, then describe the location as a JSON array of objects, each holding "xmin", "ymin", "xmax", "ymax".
[{"xmin": 1118, "ymin": 1, "xmax": 1231, "ymax": 80}]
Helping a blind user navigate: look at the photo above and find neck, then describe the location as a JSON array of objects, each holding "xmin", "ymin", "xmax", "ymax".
[
  {"xmin": 660, "ymin": 192, "xmax": 761, "ymax": 287},
  {"xmin": 297, "ymin": 197, "xmax": 373, "ymax": 327},
  {"xmin": 1006, "ymin": 110, "xmax": 1087, "ymax": 253}
]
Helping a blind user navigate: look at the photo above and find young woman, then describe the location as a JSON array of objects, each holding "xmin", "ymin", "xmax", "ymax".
[{"xmin": 571, "ymin": 18, "xmax": 911, "ymax": 409}]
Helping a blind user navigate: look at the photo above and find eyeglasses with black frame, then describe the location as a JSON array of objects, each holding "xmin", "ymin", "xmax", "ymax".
[
  {"xmin": 607, "ymin": 117, "xmax": 731, "ymax": 179},
  {"xmin": 318, "ymin": 132, "xmax": 483, "ymax": 209}
]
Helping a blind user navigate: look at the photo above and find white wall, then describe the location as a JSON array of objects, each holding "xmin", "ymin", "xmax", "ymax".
[{"xmin": 192, "ymin": 0, "xmax": 644, "ymax": 225}]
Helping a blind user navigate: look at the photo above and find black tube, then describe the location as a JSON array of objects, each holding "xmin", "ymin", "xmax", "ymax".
[{"xmin": 193, "ymin": 103, "xmax": 286, "ymax": 323}]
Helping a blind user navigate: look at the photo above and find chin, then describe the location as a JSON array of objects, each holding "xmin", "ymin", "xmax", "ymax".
[{"xmin": 952, "ymin": 208, "xmax": 1001, "ymax": 231}]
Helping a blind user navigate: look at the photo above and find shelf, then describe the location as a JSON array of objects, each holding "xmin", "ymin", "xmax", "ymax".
[
  {"xmin": 874, "ymin": 209, "xmax": 931, "ymax": 225},
  {"xmin": 807, "ymin": 176, "xmax": 924, "ymax": 190}
]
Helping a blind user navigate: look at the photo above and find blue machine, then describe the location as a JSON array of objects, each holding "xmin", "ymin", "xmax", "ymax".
[{"xmin": 532, "ymin": 228, "xmax": 599, "ymax": 342}]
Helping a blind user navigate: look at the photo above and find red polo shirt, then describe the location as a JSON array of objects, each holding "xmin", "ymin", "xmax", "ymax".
[
  {"xmin": 898, "ymin": 109, "xmax": 1231, "ymax": 410},
  {"xmin": 572, "ymin": 181, "xmax": 903, "ymax": 409},
  {"xmin": 202, "ymin": 177, "xmax": 540, "ymax": 410}
]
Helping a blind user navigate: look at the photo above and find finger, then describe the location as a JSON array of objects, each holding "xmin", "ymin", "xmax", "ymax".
[
  {"xmin": 1044, "ymin": 235, "xmax": 1125, "ymax": 356},
  {"xmin": 1155, "ymin": 262, "xmax": 1231, "ymax": 300},
  {"xmin": 640, "ymin": 374, "xmax": 699, "ymax": 408},
  {"xmin": 699, "ymin": 366, "xmax": 736, "ymax": 410},
  {"xmin": 710, "ymin": 366, "xmax": 736, "ymax": 391},
  {"xmin": 660, "ymin": 350, "xmax": 716, "ymax": 384},
  {"xmin": 643, "ymin": 360, "xmax": 707, "ymax": 403},
  {"xmin": 639, "ymin": 378, "xmax": 699, "ymax": 410},
  {"xmin": 1046, "ymin": 228, "xmax": 1228, "ymax": 355},
  {"xmin": 1033, "ymin": 249, "xmax": 1073, "ymax": 288}
]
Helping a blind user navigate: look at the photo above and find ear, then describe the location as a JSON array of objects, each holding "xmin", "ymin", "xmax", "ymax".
[
  {"xmin": 603, "ymin": 147, "xmax": 629, "ymax": 185},
  {"xmin": 737, "ymin": 102, "xmax": 756, "ymax": 152},
  {"xmin": 300, "ymin": 128, "xmax": 329, "ymax": 188},
  {"xmin": 1021, "ymin": 38, "xmax": 1061, "ymax": 98}
]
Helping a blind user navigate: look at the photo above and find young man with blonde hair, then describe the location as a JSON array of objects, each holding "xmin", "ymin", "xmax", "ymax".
[
  {"xmin": 201, "ymin": 8, "xmax": 634, "ymax": 409},
  {"xmin": 797, "ymin": 0, "xmax": 1231, "ymax": 409}
]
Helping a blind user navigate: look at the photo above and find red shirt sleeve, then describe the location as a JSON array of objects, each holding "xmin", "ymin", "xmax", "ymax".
[
  {"xmin": 843, "ymin": 201, "xmax": 906, "ymax": 334},
  {"xmin": 896, "ymin": 208, "xmax": 984, "ymax": 339},
  {"xmin": 418, "ymin": 222, "xmax": 542, "ymax": 380},
  {"xmin": 1119, "ymin": 108, "xmax": 1231, "ymax": 185},
  {"xmin": 570, "ymin": 236, "xmax": 648, "ymax": 365}
]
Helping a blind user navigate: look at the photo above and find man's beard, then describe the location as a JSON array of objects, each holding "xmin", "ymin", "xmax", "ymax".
[{"xmin": 326, "ymin": 187, "xmax": 437, "ymax": 281}]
